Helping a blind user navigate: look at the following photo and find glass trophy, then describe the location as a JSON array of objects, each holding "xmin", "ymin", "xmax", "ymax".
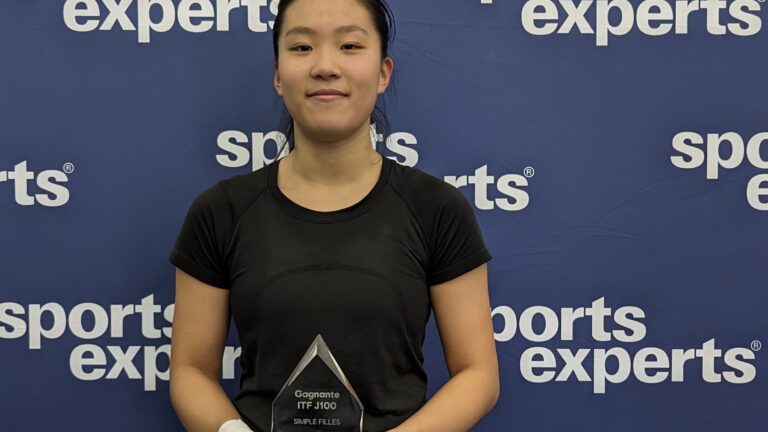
[{"xmin": 271, "ymin": 334, "xmax": 364, "ymax": 431}]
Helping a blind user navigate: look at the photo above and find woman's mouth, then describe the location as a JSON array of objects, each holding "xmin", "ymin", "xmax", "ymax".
[
  {"xmin": 309, "ymin": 94, "xmax": 346, "ymax": 102},
  {"xmin": 308, "ymin": 89, "xmax": 347, "ymax": 102}
]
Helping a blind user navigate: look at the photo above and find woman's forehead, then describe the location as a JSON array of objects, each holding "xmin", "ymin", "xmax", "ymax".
[{"xmin": 282, "ymin": 0, "xmax": 374, "ymax": 31}]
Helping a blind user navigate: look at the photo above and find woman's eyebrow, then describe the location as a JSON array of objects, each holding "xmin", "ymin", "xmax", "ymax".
[{"xmin": 284, "ymin": 25, "xmax": 369, "ymax": 38}]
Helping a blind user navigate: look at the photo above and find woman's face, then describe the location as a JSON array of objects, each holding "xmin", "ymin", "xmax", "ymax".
[{"xmin": 274, "ymin": 0, "xmax": 393, "ymax": 144}]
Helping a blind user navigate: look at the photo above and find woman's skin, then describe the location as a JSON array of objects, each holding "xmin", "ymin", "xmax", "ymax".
[
  {"xmin": 272, "ymin": 0, "xmax": 391, "ymax": 206},
  {"xmin": 169, "ymin": 1, "xmax": 499, "ymax": 431}
]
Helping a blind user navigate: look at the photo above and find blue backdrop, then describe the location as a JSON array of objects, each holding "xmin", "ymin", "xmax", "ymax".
[{"xmin": 1, "ymin": 0, "xmax": 766, "ymax": 430}]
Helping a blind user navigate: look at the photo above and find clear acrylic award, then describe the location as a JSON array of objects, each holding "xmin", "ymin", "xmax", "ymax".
[{"xmin": 271, "ymin": 334, "xmax": 364, "ymax": 431}]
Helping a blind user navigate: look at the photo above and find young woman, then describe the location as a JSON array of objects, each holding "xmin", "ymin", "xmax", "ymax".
[{"xmin": 168, "ymin": 1, "xmax": 499, "ymax": 431}]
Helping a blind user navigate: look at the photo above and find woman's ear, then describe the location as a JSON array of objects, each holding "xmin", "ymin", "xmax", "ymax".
[
  {"xmin": 378, "ymin": 57, "xmax": 394, "ymax": 95},
  {"xmin": 274, "ymin": 61, "xmax": 283, "ymax": 96}
]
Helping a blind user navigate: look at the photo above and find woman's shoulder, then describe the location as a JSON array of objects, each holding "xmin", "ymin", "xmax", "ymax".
[
  {"xmin": 184, "ymin": 163, "xmax": 271, "ymax": 220},
  {"xmin": 217, "ymin": 162, "xmax": 271, "ymax": 198},
  {"xmin": 388, "ymin": 158, "xmax": 451, "ymax": 195},
  {"xmin": 388, "ymin": 158, "xmax": 470, "ymax": 217}
]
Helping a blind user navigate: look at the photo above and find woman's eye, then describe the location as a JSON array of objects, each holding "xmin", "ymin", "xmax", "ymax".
[{"xmin": 290, "ymin": 44, "xmax": 360, "ymax": 52}]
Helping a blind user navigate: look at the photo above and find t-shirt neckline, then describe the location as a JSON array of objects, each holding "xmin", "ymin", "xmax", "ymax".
[{"xmin": 267, "ymin": 154, "xmax": 393, "ymax": 223}]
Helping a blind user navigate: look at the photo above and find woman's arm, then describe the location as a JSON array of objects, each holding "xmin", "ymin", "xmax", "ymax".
[
  {"xmin": 170, "ymin": 268, "xmax": 244, "ymax": 432},
  {"xmin": 389, "ymin": 263, "xmax": 499, "ymax": 432}
]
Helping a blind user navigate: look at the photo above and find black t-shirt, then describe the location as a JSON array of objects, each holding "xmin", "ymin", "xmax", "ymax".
[{"xmin": 169, "ymin": 155, "xmax": 492, "ymax": 432}]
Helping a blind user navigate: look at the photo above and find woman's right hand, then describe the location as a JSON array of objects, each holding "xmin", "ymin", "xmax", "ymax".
[{"xmin": 218, "ymin": 418, "xmax": 254, "ymax": 432}]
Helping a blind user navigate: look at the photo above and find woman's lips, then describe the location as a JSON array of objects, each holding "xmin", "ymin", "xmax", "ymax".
[{"xmin": 309, "ymin": 94, "xmax": 346, "ymax": 102}]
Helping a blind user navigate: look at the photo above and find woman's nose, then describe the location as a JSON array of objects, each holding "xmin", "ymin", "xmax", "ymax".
[{"xmin": 310, "ymin": 48, "xmax": 341, "ymax": 79}]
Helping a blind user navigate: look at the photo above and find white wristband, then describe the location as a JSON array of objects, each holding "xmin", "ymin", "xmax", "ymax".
[{"xmin": 218, "ymin": 419, "xmax": 254, "ymax": 432}]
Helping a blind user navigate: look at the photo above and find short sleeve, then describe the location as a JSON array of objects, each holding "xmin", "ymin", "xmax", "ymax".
[
  {"xmin": 427, "ymin": 183, "xmax": 493, "ymax": 286},
  {"xmin": 168, "ymin": 182, "xmax": 232, "ymax": 289}
]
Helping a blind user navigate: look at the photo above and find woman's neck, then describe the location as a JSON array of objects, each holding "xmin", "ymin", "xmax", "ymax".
[{"xmin": 282, "ymin": 123, "xmax": 382, "ymax": 188}]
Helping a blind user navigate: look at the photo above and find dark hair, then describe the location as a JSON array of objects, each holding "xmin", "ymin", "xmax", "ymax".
[{"xmin": 271, "ymin": 0, "xmax": 397, "ymax": 159}]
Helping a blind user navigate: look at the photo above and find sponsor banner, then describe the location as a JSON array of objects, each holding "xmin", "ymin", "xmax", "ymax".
[{"xmin": 2, "ymin": 0, "xmax": 765, "ymax": 431}]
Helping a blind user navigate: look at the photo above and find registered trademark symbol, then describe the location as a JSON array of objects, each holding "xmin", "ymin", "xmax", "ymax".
[
  {"xmin": 751, "ymin": 340, "xmax": 762, "ymax": 351},
  {"xmin": 63, "ymin": 162, "xmax": 75, "ymax": 174},
  {"xmin": 523, "ymin": 166, "xmax": 535, "ymax": 178}
]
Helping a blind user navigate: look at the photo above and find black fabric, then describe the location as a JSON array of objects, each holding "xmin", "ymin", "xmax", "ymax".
[{"xmin": 169, "ymin": 155, "xmax": 492, "ymax": 432}]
